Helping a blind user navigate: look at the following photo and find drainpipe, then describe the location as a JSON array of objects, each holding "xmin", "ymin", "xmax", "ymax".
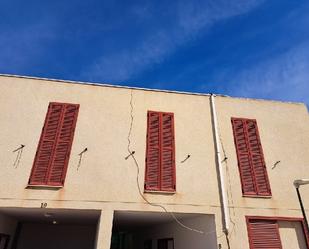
[{"xmin": 210, "ymin": 94, "xmax": 230, "ymax": 234}]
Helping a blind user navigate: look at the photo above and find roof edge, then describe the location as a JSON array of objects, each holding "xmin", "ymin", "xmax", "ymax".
[
  {"xmin": 0, "ymin": 74, "xmax": 306, "ymax": 107},
  {"xmin": 0, "ymin": 73, "xmax": 220, "ymax": 97}
]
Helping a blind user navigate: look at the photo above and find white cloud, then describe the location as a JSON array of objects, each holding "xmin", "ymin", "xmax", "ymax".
[
  {"xmin": 0, "ymin": 20, "xmax": 58, "ymax": 72},
  {"xmin": 81, "ymin": 0, "xmax": 264, "ymax": 83},
  {"xmin": 177, "ymin": 0, "xmax": 263, "ymax": 34},
  {"xmin": 221, "ymin": 42, "xmax": 309, "ymax": 105}
]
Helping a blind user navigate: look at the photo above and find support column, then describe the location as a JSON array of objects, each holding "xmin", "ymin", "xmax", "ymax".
[{"xmin": 95, "ymin": 210, "xmax": 114, "ymax": 249}]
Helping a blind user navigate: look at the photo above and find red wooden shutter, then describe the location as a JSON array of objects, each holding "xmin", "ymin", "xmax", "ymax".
[
  {"xmin": 145, "ymin": 112, "xmax": 161, "ymax": 191},
  {"xmin": 247, "ymin": 219, "xmax": 282, "ymax": 249},
  {"xmin": 232, "ymin": 118, "xmax": 256, "ymax": 195},
  {"xmin": 47, "ymin": 104, "xmax": 79, "ymax": 185},
  {"xmin": 231, "ymin": 118, "xmax": 271, "ymax": 196},
  {"xmin": 29, "ymin": 102, "xmax": 79, "ymax": 186},
  {"xmin": 246, "ymin": 120, "xmax": 271, "ymax": 195},
  {"xmin": 145, "ymin": 111, "xmax": 176, "ymax": 192},
  {"xmin": 29, "ymin": 103, "xmax": 64, "ymax": 185},
  {"xmin": 160, "ymin": 113, "xmax": 175, "ymax": 191}
]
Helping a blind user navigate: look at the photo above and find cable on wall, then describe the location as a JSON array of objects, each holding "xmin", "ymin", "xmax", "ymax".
[
  {"xmin": 218, "ymin": 131, "xmax": 236, "ymax": 230},
  {"xmin": 218, "ymin": 157, "xmax": 233, "ymax": 248},
  {"xmin": 220, "ymin": 139, "xmax": 236, "ymax": 241},
  {"xmin": 214, "ymin": 103, "xmax": 237, "ymax": 247},
  {"xmin": 210, "ymin": 95, "xmax": 230, "ymax": 237},
  {"xmin": 126, "ymin": 89, "xmax": 212, "ymax": 235}
]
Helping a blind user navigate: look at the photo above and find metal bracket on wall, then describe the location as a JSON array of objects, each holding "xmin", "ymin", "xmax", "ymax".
[{"xmin": 13, "ymin": 144, "xmax": 25, "ymax": 168}]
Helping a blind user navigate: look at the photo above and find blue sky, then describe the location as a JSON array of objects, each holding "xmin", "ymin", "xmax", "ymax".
[{"xmin": 1, "ymin": 0, "xmax": 308, "ymax": 106}]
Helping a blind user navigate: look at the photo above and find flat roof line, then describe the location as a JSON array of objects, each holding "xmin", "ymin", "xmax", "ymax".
[
  {"xmin": 0, "ymin": 73, "xmax": 229, "ymax": 97},
  {"xmin": 0, "ymin": 74, "xmax": 306, "ymax": 107}
]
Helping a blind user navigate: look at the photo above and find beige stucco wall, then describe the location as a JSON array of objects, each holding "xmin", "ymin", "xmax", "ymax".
[
  {"xmin": 0, "ymin": 75, "xmax": 308, "ymax": 249},
  {"xmin": 0, "ymin": 75, "xmax": 221, "ymax": 206},
  {"xmin": 0, "ymin": 76, "xmax": 224, "ymax": 248},
  {"xmin": 278, "ymin": 221, "xmax": 307, "ymax": 249},
  {"xmin": 215, "ymin": 96, "xmax": 309, "ymax": 248}
]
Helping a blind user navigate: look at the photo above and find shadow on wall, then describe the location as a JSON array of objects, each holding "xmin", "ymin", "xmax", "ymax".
[
  {"xmin": 15, "ymin": 223, "xmax": 97, "ymax": 249},
  {"xmin": 111, "ymin": 211, "xmax": 218, "ymax": 249}
]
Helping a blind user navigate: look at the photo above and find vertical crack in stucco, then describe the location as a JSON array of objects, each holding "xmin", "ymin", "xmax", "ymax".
[{"xmin": 126, "ymin": 89, "xmax": 214, "ymax": 235}]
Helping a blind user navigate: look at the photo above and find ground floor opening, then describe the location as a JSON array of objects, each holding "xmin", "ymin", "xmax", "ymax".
[
  {"xmin": 0, "ymin": 207, "xmax": 100, "ymax": 249},
  {"xmin": 111, "ymin": 211, "xmax": 218, "ymax": 249}
]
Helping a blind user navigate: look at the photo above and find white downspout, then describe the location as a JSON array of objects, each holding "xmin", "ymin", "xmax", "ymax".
[{"xmin": 210, "ymin": 94, "xmax": 230, "ymax": 234}]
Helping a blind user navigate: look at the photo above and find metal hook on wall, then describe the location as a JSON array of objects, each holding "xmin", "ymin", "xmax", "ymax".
[
  {"xmin": 181, "ymin": 154, "xmax": 191, "ymax": 163},
  {"xmin": 272, "ymin": 160, "xmax": 281, "ymax": 169},
  {"xmin": 77, "ymin": 147, "xmax": 88, "ymax": 171},
  {"xmin": 125, "ymin": 151, "xmax": 135, "ymax": 160},
  {"xmin": 13, "ymin": 144, "xmax": 25, "ymax": 168}
]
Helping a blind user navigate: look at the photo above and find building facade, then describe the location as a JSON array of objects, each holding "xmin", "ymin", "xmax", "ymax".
[{"xmin": 0, "ymin": 74, "xmax": 308, "ymax": 249}]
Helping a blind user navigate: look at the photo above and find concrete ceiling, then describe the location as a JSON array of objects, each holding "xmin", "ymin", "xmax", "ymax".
[
  {"xmin": 0, "ymin": 207, "xmax": 100, "ymax": 225},
  {"xmin": 0, "ymin": 208, "xmax": 208, "ymax": 229},
  {"xmin": 113, "ymin": 211, "xmax": 204, "ymax": 231}
]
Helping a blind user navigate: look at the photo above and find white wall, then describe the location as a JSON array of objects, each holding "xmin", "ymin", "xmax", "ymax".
[
  {"xmin": 16, "ymin": 223, "xmax": 97, "ymax": 249},
  {"xmin": 0, "ymin": 214, "xmax": 17, "ymax": 249},
  {"xmin": 134, "ymin": 215, "xmax": 217, "ymax": 249},
  {"xmin": 278, "ymin": 221, "xmax": 307, "ymax": 249}
]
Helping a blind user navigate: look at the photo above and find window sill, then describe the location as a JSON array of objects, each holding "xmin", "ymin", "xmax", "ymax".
[
  {"xmin": 242, "ymin": 194, "xmax": 272, "ymax": 199},
  {"xmin": 144, "ymin": 190, "xmax": 176, "ymax": 195},
  {"xmin": 26, "ymin": 185, "xmax": 63, "ymax": 190}
]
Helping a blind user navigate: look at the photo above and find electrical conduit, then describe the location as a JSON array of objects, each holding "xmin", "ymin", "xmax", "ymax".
[{"xmin": 210, "ymin": 94, "xmax": 230, "ymax": 234}]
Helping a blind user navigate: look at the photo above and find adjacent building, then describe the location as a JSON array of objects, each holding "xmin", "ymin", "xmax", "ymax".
[{"xmin": 0, "ymin": 74, "xmax": 308, "ymax": 249}]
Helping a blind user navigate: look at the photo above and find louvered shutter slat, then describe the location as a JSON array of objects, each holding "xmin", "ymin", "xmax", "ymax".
[
  {"xmin": 232, "ymin": 119, "xmax": 256, "ymax": 194},
  {"xmin": 145, "ymin": 112, "xmax": 160, "ymax": 190},
  {"xmin": 29, "ymin": 104, "xmax": 63, "ymax": 185},
  {"xmin": 161, "ymin": 113, "xmax": 175, "ymax": 191},
  {"xmin": 47, "ymin": 104, "xmax": 79, "ymax": 185},
  {"xmin": 246, "ymin": 120, "xmax": 271, "ymax": 195},
  {"xmin": 248, "ymin": 220, "xmax": 282, "ymax": 249}
]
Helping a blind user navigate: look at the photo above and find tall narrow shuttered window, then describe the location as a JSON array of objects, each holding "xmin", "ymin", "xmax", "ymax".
[
  {"xmin": 28, "ymin": 102, "xmax": 79, "ymax": 186},
  {"xmin": 231, "ymin": 118, "xmax": 271, "ymax": 196},
  {"xmin": 247, "ymin": 219, "xmax": 282, "ymax": 249},
  {"xmin": 145, "ymin": 111, "xmax": 176, "ymax": 192}
]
